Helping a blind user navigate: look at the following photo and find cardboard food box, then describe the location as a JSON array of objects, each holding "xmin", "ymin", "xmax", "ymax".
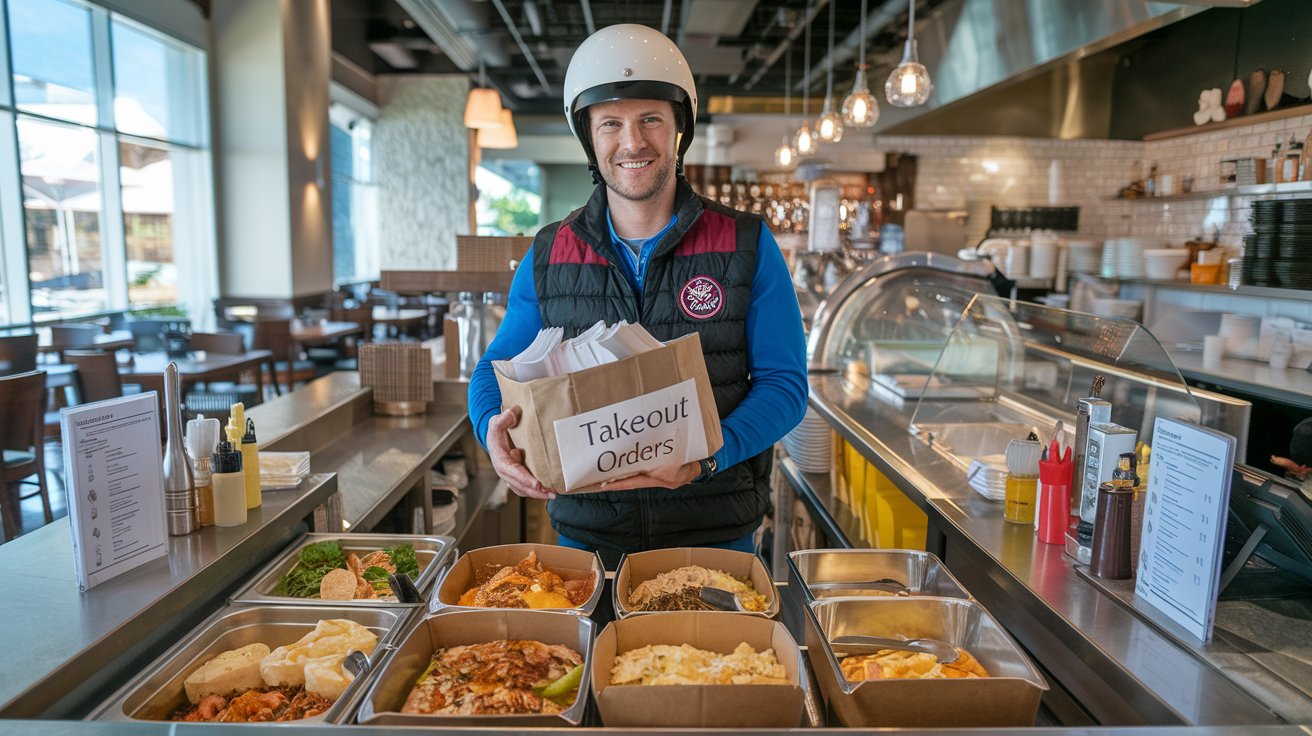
[
  {"xmin": 614, "ymin": 547, "xmax": 781, "ymax": 618},
  {"xmin": 430, "ymin": 543, "xmax": 605, "ymax": 616},
  {"xmin": 355, "ymin": 609, "xmax": 595, "ymax": 726},
  {"xmin": 803, "ymin": 596, "xmax": 1047, "ymax": 728},
  {"xmin": 592, "ymin": 611, "xmax": 805, "ymax": 728},
  {"xmin": 495, "ymin": 332, "xmax": 724, "ymax": 493}
]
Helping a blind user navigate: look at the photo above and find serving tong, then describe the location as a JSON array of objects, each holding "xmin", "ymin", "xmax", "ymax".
[
  {"xmin": 697, "ymin": 586, "xmax": 749, "ymax": 612},
  {"xmin": 828, "ymin": 634, "xmax": 959, "ymax": 663},
  {"xmin": 807, "ymin": 577, "xmax": 911, "ymax": 596}
]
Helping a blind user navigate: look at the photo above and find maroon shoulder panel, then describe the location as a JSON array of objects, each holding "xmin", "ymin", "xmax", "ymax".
[
  {"xmin": 675, "ymin": 210, "xmax": 736, "ymax": 256},
  {"xmin": 547, "ymin": 224, "xmax": 609, "ymax": 265}
]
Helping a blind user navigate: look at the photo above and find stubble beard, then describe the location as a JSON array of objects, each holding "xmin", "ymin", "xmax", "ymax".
[{"xmin": 604, "ymin": 154, "xmax": 676, "ymax": 203}]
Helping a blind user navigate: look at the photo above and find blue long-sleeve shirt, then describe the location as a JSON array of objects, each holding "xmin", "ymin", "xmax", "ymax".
[{"xmin": 468, "ymin": 212, "xmax": 808, "ymax": 474}]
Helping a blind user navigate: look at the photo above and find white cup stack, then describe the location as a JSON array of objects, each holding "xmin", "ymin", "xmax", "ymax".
[
  {"xmin": 1114, "ymin": 237, "xmax": 1147, "ymax": 278},
  {"xmin": 1004, "ymin": 242, "xmax": 1031, "ymax": 279},
  {"xmin": 1143, "ymin": 248, "xmax": 1188, "ymax": 280},
  {"xmin": 1066, "ymin": 240, "xmax": 1102, "ymax": 274},
  {"xmin": 1029, "ymin": 236, "xmax": 1060, "ymax": 279}
]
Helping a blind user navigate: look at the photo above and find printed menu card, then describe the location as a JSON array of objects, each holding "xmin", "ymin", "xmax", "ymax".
[{"xmin": 61, "ymin": 393, "xmax": 167, "ymax": 592}]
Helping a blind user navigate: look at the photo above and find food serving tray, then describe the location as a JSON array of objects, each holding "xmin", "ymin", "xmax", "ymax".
[
  {"xmin": 231, "ymin": 533, "xmax": 455, "ymax": 607},
  {"xmin": 356, "ymin": 608, "xmax": 596, "ymax": 726},
  {"xmin": 787, "ymin": 548, "xmax": 971, "ymax": 602},
  {"xmin": 430, "ymin": 543, "xmax": 605, "ymax": 616},
  {"xmin": 613, "ymin": 547, "xmax": 781, "ymax": 618},
  {"xmin": 803, "ymin": 596, "xmax": 1047, "ymax": 728},
  {"xmin": 87, "ymin": 604, "xmax": 410, "ymax": 725}
]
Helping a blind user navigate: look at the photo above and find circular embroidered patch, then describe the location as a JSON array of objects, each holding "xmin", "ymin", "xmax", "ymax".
[{"xmin": 679, "ymin": 275, "xmax": 725, "ymax": 319}]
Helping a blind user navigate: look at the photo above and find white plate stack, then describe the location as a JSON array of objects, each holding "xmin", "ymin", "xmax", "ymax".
[
  {"xmin": 1029, "ymin": 237, "xmax": 1059, "ymax": 279},
  {"xmin": 1143, "ymin": 248, "xmax": 1187, "ymax": 280},
  {"xmin": 781, "ymin": 405, "xmax": 833, "ymax": 474},
  {"xmin": 1115, "ymin": 237, "xmax": 1147, "ymax": 278},
  {"xmin": 1066, "ymin": 240, "xmax": 1102, "ymax": 274},
  {"xmin": 1100, "ymin": 239, "xmax": 1119, "ymax": 277},
  {"xmin": 967, "ymin": 455, "xmax": 1008, "ymax": 502}
]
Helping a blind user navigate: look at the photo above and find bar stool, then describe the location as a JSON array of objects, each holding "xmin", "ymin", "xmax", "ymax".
[{"xmin": 0, "ymin": 370, "xmax": 53, "ymax": 541}]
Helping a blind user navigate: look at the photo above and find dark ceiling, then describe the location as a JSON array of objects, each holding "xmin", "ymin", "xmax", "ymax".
[{"xmin": 327, "ymin": 0, "xmax": 949, "ymax": 116}]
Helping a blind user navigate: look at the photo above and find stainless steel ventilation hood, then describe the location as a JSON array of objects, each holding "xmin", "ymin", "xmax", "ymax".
[{"xmin": 868, "ymin": 0, "xmax": 1254, "ymax": 138}]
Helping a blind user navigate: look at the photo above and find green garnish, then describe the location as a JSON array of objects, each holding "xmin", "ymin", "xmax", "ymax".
[
  {"xmin": 273, "ymin": 541, "xmax": 346, "ymax": 597},
  {"xmin": 385, "ymin": 543, "xmax": 420, "ymax": 578},
  {"xmin": 534, "ymin": 664, "xmax": 583, "ymax": 707},
  {"xmin": 363, "ymin": 565, "xmax": 390, "ymax": 592}
]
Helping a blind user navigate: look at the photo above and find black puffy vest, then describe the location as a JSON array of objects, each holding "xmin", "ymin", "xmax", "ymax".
[{"xmin": 532, "ymin": 179, "xmax": 773, "ymax": 554}]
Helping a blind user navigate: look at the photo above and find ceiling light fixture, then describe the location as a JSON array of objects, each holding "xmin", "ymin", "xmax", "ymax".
[
  {"xmin": 815, "ymin": 0, "xmax": 842, "ymax": 143},
  {"xmin": 793, "ymin": 0, "xmax": 817, "ymax": 157},
  {"xmin": 841, "ymin": 0, "xmax": 878, "ymax": 128},
  {"xmin": 464, "ymin": 61, "xmax": 504, "ymax": 129},
  {"xmin": 774, "ymin": 44, "xmax": 797, "ymax": 168},
  {"xmin": 885, "ymin": 0, "xmax": 932, "ymax": 108},
  {"xmin": 478, "ymin": 107, "xmax": 518, "ymax": 149}
]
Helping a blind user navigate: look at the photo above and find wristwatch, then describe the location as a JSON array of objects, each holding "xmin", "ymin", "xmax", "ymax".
[{"xmin": 693, "ymin": 456, "xmax": 718, "ymax": 483}]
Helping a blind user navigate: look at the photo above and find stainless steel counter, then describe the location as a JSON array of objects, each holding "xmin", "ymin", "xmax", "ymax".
[
  {"xmin": 0, "ymin": 473, "xmax": 338, "ymax": 718},
  {"xmin": 1171, "ymin": 351, "xmax": 1312, "ymax": 410},
  {"xmin": 803, "ymin": 373, "xmax": 1298, "ymax": 727}
]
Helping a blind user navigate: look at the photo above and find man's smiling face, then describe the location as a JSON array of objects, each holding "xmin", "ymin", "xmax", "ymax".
[{"xmin": 589, "ymin": 98, "xmax": 680, "ymax": 203}]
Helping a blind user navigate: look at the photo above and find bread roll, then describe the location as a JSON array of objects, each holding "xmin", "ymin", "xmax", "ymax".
[
  {"xmin": 261, "ymin": 619, "xmax": 377, "ymax": 688},
  {"xmin": 319, "ymin": 568, "xmax": 356, "ymax": 600},
  {"xmin": 183, "ymin": 643, "xmax": 271, "ymax": 704},
  {"xmin": 303, "ymin": 655, "xmax": 352, "ymax": 700}
]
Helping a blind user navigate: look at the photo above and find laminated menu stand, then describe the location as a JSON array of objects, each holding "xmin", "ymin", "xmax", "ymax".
[{"xmin": 495, "ymin": 333, "xmax": 723, "ymax": 493}]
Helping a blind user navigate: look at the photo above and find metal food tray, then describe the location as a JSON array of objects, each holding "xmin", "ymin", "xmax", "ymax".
[
  {"xmin": 356, "ymin": 608, "xmax": 595, "ymax": 726},
  {"xmin": 430, "ymin": 543, "xmax": 605, "ymax": 616},
  {"xmin": 231, "ymin": 533, "xmax": 455, "ymax": 607},
  {"xmin": 802, "ymin": 596, "xmax": 1047, "ymax": 728},
  {"xmin": 87, "ymin": 605, "xmax": 411, "ymax": 724},
  {"xmin": 787, "ymin": 549, "xmax": 971, "ymax": 602}
]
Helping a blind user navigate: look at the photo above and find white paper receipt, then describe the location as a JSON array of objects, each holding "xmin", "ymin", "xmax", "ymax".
[{"xmin": 553, "ymin": 378, "xmax": 708, "ymax": 491}]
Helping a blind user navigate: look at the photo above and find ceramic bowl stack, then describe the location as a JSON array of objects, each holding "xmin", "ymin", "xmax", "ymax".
[
  {"xmin": 1113, "ymin": 237, "xmax": 1148, "ymax": 278},
  {"xmin": 1244, "ymin": 200, "xmax": 1281, "ymax": 286},
  {"xmin": 782, "ymin": 405, "xmax": 833, "ymax": 474},
  {"xmin": 1066, "ymin": 240, "xmax": 1102, "ymax": 274},
  {"xmin": 967, "ymin": 455, "xmax": 1007, "ymax": 502},
  {"xmin": 1143, "ymin": 248, "xmax": 1188, "ymax": 280}
]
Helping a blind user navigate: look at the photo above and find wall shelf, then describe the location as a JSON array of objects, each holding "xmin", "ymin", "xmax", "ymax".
[
  {"xmin": 1143, "ymin": 104, "xmax": 1312, "ymax": 142},
  {"xmin": 1103, "ymin": 180, "xmax": 1312, "ymax": 203}
]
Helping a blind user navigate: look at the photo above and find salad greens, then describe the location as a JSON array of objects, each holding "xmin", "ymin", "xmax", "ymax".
[
  {"xmin": 385, "ymin": 543, "xmax": 420, "ymax": 578},
  {"xmin": 272, "ymin": 541, "xmax": 346, "ymax": 597}
]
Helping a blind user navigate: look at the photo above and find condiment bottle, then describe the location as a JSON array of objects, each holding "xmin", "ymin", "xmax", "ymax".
[
  {"xmin": 1036, "ymin": 439, "xmax": 1074, "ymax": 545},
  {"xmin": 228, "ymin": 403, "xmax": 262, "ymax": 509},
  {"xmin": 162, "ymin": 361, "xmax": 197, "ymax": 536},
  {"xmin": 1004, "ymin": 439, "xmax": 1042, "ymax": 525},
  {"xmin": 1090, "ymin": 482, "xmax": 1134, "ymax": 579},
  {"xmin": 212, "ymin": 424, "xmax": 247, "ymax": 527},
  {"xmin": 185, "ymin": 415, "xmax": 221, "ymax": 527},
  {"xmin": 1282, "ymin": 137, "xmax": 1303, "ymax": 184}
]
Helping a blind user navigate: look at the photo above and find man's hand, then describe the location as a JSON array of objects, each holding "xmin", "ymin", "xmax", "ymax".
[
  {"xmin": 599, "ymin": 460, "xmax": 700, "ymax": 491},
  {"xmin": 487, "ymin": 406, "xmax": 556, "ymax": 499}
]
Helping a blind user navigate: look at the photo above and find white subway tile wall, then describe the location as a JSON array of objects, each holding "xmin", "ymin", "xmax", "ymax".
[{"xmin": 881, "ymin": 111, "xmax": 1312, "ymax": 246}]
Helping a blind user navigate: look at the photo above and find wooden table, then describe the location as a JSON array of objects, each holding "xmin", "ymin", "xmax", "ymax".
[
  {"xmin": 290, "ymin": 320, "xmax": 362, "ymax": 345},
  {"xmin": 118, "ymin": 348, "xmax": 279, "ymax": 396},
  {"xmin": 371, "ymin": 307, "xmax": 427, "ymax": 337},
  {"xmin": 34, "ymin": 329, "xmax": 135, "ymax": 354}
]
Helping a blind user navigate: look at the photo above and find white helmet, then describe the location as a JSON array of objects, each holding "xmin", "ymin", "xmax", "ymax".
[{"xmin": 563, "ymin": 24, "xmax": 698, "ymax": 165}]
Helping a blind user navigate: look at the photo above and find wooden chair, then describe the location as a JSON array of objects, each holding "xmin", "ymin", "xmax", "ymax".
[
  {"xmin": 47, "ymin": 324, "xmax": 100, "ymax": 361},
  {"xmin": 185, "ymin": 331, "xmax": 261, "ymax": 422},
  {"xmin": 63, "ymin": 351, "xmax": 122, "ymax": 403},
  {"xmin": 0, "ymin": 334, "xmax": 37, "ymax": 376},
  {"xmin": 253, "ymin": 319, "xmax": 316, "ymax": 392},
  {"xmin": 189, "ymin": 331, "xmax": 245, "ymax": 355},
  {"xmin": 0, "ymin": 371, "xmax": 53, "ymax": 541}
]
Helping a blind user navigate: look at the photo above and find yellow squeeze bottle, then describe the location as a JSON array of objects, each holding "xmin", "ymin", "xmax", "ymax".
[{"xmin": 229, "ymin": 403, "xmax": 262, "ymax": 509}]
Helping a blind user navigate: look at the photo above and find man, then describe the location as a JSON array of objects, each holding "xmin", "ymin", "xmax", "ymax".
[{"xmin": 468, "ymin": 23, "xmax": 807, "ymax": 565}]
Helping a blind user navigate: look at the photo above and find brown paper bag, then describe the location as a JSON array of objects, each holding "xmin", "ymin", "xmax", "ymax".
[{"xmin": 494, "ymin": 333, "xmax": 723, "ymax": 493}]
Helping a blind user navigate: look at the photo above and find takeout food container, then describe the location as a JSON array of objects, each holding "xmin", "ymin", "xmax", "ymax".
[
  {"xmin": 355, "ymin": 608, "xmax": 595, "ymax": 726},
  {"xmin": 231, "ymin": 533, "xmax": 456, "ymax": 607},
  {"xmin": 803, "ymin": 596, "xmax": 1047, "ymax": 728},
  {"xmin": 614, "ymin": 547, "xmax": 780, "ymax": 618},
  {"xmin": 592, "ymin": 611, "xmax": 805, "ymax": 728},
  {"xmin": 430, "ymin": 543, "xmax": 604, "ymax": 615},
  {"xmin": 787, "ymin": 548, "xmax": 971, "ymax": 602},
  {"xmin": 88, "ymin": 605, "xmax": 407, "ymax": 724}
]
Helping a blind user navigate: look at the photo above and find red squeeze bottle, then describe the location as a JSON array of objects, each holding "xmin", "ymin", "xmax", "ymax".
[{"xmin": 1037, "ymin": 440, "xmax": 1074, "ymax": 545}]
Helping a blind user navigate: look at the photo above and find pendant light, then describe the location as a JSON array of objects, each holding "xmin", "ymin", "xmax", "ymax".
[
  {"xmin": 814, "ymin": 0, "xmax": 842, "ymax": 143},
  {"xmin": 792, "ymin": 0, "xmax": 817, "ymax": 157},
  {"xmin": 885, "ymin": 0, "xmax": 933, "ymax": 107},
  {"xmin": 478, "ymin": 107, "xmax": 518, "ymax": 149},
  {"xmin": 464, "ymin": 61, "xmax": 504, "ymax": 129},
  {"xmin": 774, "ymin": 44, "xmax": 797, "ymax": 168},
  {"xmin": 841, "ymin": 0, "xmax": 879, "ymax": 128}
]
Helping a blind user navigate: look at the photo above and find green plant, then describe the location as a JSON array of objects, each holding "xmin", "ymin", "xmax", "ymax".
[{"xmin": 131, "ymin": 304, "xmax": 189, "ymax": 319}]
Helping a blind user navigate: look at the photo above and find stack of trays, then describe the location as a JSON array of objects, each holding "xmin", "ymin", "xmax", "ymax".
[
  {"xmin": 1276, "ymin": 199, "xmax": 1312, "ymax": 289},
  {"xmin": 967, "ymin": 455, "xmax": 1008, "ymax": 501},
  {"xmin": 258, "ymin": 451, "xmax": 312, "ymax": 490},
  {"xmin": 1245, "ymin": 200, "xmax": 1282, "ymax": 286}
]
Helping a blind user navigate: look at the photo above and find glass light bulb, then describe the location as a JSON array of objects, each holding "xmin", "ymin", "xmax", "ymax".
[
  {"xmin": 816, "ymin": 108, "xmax": 843, "ymax": 143},
  {"xmin": 885, "ymin": 40, "xmax": 933, "ymax": 108},
  {"xmin": 774, "ymin": 137, "xmax": 796, "ymax": 168},
  {"xmin": 793, "ymin": 123, "xmax": 816, "ymax": 155},
  {"xmin": 842, "ymin": 67, "xmax": 879, "ymax": 128}
]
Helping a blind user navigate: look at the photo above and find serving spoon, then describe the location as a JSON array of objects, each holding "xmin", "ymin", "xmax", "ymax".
[{"xmin": 828, "ymin": 634, "xmax": 959, "ymax": 663}]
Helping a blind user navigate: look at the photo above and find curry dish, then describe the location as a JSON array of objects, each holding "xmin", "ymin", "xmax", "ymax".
[
  {"xmin": 839, "ymin": 648, "xmax": 989, "ymax": 681},
  {"xmin": 401, "ymin": 639, "xmax": 583, "ymax": 715},
  {"xmin": 457, "ymin": 551, "xmax": 593, "ymax": 609}
]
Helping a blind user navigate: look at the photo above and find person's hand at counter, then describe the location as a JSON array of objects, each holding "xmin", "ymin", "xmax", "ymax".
[
  {"xmin": 487, "ymin": 406, "xmax": 557, "ymax": 500},
  {"xmin": 599, "ymin": 460, "xmax": 699, "ymax": 491}
]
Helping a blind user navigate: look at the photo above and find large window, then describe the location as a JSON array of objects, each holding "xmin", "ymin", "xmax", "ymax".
[
  {"xmin": 329, "ymin": 104, "xmax": 378, "ymax": 286},
  {"xmin": 0, "ymin": 0, "xmax": 213, "ymax": 326},
  {"xmin": 476, "ymin": 160, "xmax": 542, "ymax": 236}
]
